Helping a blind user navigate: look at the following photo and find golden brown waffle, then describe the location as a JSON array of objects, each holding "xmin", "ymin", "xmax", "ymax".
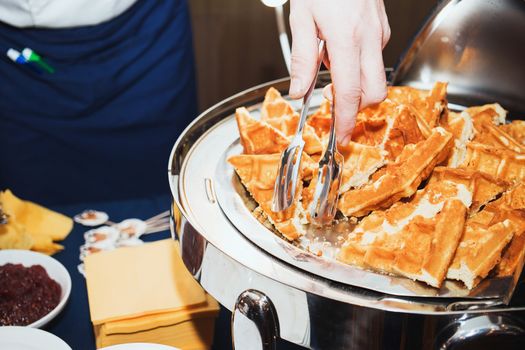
[
  {"xmin": 356, "ymin": 99, "xmax": 396, "ymax": 124},
  {"xmin": 228, "ymin": 153, "xmax": 311, "ymax": 241},
  {"xmin": 382, "ymin": 105, "xmax": 426, "ymax": 160},
  {"xmin": 469, "ymin": 184, "xmax": 525, "ymax": 227},
  {"xmin": 338, "ymin": 180, "xmax": 471, "ymax": 287},
  {"xmin": 500, "ymin": 120, "xmax": 525, "ymax": 145},
  {"xmin": 261, "ymin": 87, "xmax": 296, "ymax": 120},
  {"xmin": 496, "ymin": 216, "xmax": 525, "ymax": 282},
  {"xmin": 491, "ymin": 183, "xmax": 525, "ymax": 211},
  {"xmin": 441, "ymin": 111, "xmax": 475, "ymax": 167},
  {"xmin": 474, "ymin": 122, "xmax": 525, "ymax": 153},
  {"xmin": 466, "ymin": 103, "xmax": 507, "ymax": 126},
  {"xmin": 446, "ymin": 220, "xmax": 515, "ymax": 289},
  {"xmin": 386, "ymin": 82, "xmax": 448, "ymax": 133},
  {"xmin": 442, "ymin": 111, "xmax": 474, "ymax": 141},
  {"xmin": 428, "ymin": 167, "xmax": 509, "ymax": 214},
  {"xmin": 265, "ymin": 114, "xmax": 323, "ymax": 155},
  {"xmin": 260, "ymin": 88, "xmax": 323, "ymax": 155},
  {"xmin": 497, "ymin": 231, "xmax": 525, "ymax": 278},
  {"xmin": 468, "ymin": 104, "xmax": 525, "ymax": 153},
  {"xmin": 447, "ymin": 183, "xmax": 525, "ymax": 288},
  {"xmin": 307, "ymin": 99, "xmax": 331, "ymax": 139},
  {"xmin": 235, "ymin": 107, "xmax": 289, "ymax": 155},
  {"xmin": 352, "ymin": 104, "xmax": 425, "ymax": 160},
  {"xmin": 351, "ymin": 112, "xmax": 388, "ymax": 146},
  {"xmin": 309, "ymin": 97, "xmax": 426, "ymax": 156},
  {"xmin": 338, "ymin": 128, "xmax": 453, "ymax": 217},
  {"xmin": 338, "ymin": 142, "xmax": 387, "ymax": 193},
  {"xmin": 457, "ymin": 142, "xmax": 525, "ymax": 183},
  {"xmin": 484, "ymin": 184, "xmax": 525, "ymax": 280}
]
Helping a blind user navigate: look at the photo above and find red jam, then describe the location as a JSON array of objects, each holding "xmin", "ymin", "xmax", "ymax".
[{"xmin": 0, "ymin": 263, "xmax": 61, "ymax": 326}]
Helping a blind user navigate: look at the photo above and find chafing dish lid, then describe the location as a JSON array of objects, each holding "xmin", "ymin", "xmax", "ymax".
[{"xmin": 392, "ymin": 0, "xmax": 525, "ymax": 116}]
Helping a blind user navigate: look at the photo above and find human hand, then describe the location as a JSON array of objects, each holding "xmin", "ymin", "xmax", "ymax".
[{"xmin": 288, "ymin": 0, "xmax": 390, "ymax": 144}]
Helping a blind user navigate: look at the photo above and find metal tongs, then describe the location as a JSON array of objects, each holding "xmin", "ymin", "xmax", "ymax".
[
  {"xmin": 272, "ymin": 40, "xmax": 325, "ymax": 212},
  {"xmin": 309, "ymin": 92, "xmax": 344, "ymax": 225}
]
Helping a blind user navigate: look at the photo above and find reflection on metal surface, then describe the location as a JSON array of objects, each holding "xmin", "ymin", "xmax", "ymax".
[
  {"xmin": 260, "ymin": 0, "xmax": 288, "ymax": 7},
  {"xmin": 196, "ymin": 243, "xmax": 311, "ymax": 347},
  {"xmin": 170, "ymin": 197, "xmax": 181, "ymax": 241},
  {"xmin": 232, "ymin": 290, "xmax": 279, "ymax": 350},
  {"xmin": 446, "ymin": 300, "xmax": 505, "ymax": 312},
  {"xmin": 393, "ymin": 0, "xmax": 525, "ymax": 116},
  {"xmin": 204, "ymin": 178, "xmax": 217, "ymax": 204},
  {"xmin": 179, "ymin": 219, "xmax": 206, "ymax": 278},
  {"xmin": 436, "ymin": 314, "xmax": 525, "ymax": 350}
]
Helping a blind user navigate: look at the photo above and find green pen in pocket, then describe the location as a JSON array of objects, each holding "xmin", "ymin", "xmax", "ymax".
[{"xmin": 22, "ymin": 48, "xmax": 55, "ymax": 74}]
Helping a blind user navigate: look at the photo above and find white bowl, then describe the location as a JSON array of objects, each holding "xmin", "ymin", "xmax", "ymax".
[
  {"xmin": 0, "ymin": 250, "xmax": 72, "ymax": 328},
  {"xmin": 0, "ymin": 326, "xmax": 71, "ymax": 350}
]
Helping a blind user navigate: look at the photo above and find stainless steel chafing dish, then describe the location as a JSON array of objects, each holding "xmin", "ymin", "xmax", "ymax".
[{"xmin": 169, "ymin": 1, "xmax": 525, "ymax": 348}]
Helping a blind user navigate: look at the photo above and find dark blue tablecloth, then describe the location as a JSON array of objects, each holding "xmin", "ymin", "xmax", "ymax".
[
  {"xmin": 46, "ymin": 195, "xmax": 173, "ymax": 349},
  {"xmin": 44, "ymin": 194, "xmax": 302, "ymax": 350}
]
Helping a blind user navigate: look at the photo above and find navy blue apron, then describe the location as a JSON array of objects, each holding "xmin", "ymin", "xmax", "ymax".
[{"xmin": 0, "ymin": 0, "xmax": 197, "ymax": 205}]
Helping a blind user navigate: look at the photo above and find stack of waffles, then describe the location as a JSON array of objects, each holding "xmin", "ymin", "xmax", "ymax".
[{"xmin": 228, "ymin": 84, "xmax": 525, "ymax": 290}]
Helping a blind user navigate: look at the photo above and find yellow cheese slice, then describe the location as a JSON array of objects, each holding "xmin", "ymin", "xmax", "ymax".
[
  {"xmin": 0, "ymin": 220, "xmax": 33, "ymax": 250},
  {"xmin": 30, "ymin": 233, "xmax": 64, "ymax": 255},
  {"xmin": 0, "ymin": 189, "xmax": 73, "ymax": 241},
  {"xmin": 102, "ymin": 294, "xmax": 219, "ymax": 335},
  {"xmin": 85, "ymin": 239, "xmax": 207, "ymax": 325},
  {"xmin": 95, "ymin": 316, "xmax": 216, "ymax": 350}
]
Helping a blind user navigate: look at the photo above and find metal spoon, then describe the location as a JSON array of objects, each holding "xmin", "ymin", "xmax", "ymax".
[
  {"xmin": 272, "ymin": 40, "xmax": 325, "ymax": 212},
  {"xmin": 309, "ymin": 94, "xmax": 344, "ymax": 225}
]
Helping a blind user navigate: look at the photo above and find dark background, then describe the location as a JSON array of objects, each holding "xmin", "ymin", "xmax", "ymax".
[{"xmin": 188, "ymin": 0, "xmax": 437, "ymax": 112}]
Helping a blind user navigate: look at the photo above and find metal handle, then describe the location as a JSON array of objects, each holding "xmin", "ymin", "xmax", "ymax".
[
  {"xmin": 296, "ymin": 40, "xmax": 325, "ymax": 136},
  {"xmin": 232, "ymin": 290, "xmax": 280, "ymax": 350},
  {"xmin": 435, "ymin": 315, "xmax": 525, "ymax": 350}
]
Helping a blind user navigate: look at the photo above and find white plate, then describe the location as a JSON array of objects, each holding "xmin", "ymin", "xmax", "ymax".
[
  {"xmin": 0, "ymin": 327, "xmax": 71, "ymax": 350},
  {"xmin": 99, "ymin": 343, "xmax": 180, "ymax": 350},
  {"xmin": 0, "ymin": 250, "xmax": 72, "ymax": 328}
]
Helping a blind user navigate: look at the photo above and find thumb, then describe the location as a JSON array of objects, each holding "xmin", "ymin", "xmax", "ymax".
[{"xmin": 322, "ymin": 84, "xmax": 333, "ymax": 102}]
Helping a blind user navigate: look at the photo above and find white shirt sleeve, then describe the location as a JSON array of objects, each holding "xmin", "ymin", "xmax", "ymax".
[{"xmin": 0, "ymin": 0, "xmax": 138, "ymax": 28}]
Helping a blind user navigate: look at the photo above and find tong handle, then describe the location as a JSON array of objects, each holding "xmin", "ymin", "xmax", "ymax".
[
  {"xmin": 326, "ymin": 86, "xmax": 337, "ymax": 151},
  {"xmin": 294, "ymin": 40, "xmax": 325, "ymax": 137}
]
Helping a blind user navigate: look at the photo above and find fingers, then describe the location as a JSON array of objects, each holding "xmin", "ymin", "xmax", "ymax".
[
  {"xmin": 359, "ymin": 34, "xmax": 387, "ymax": 109},
  {"xmin": 381, "ymin": 22, "xmax": 391, "ymax": 50},
  {"xmin": 378, "ymin": 0, "xmax": 391, "ymax": 49},
  {"xmin": 288, "ymin": 1, "xmax": 319, "ymax": 99},
  {"xmin": 325, "ymin": 36, "xmax": 361, "ymax": 144}
]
